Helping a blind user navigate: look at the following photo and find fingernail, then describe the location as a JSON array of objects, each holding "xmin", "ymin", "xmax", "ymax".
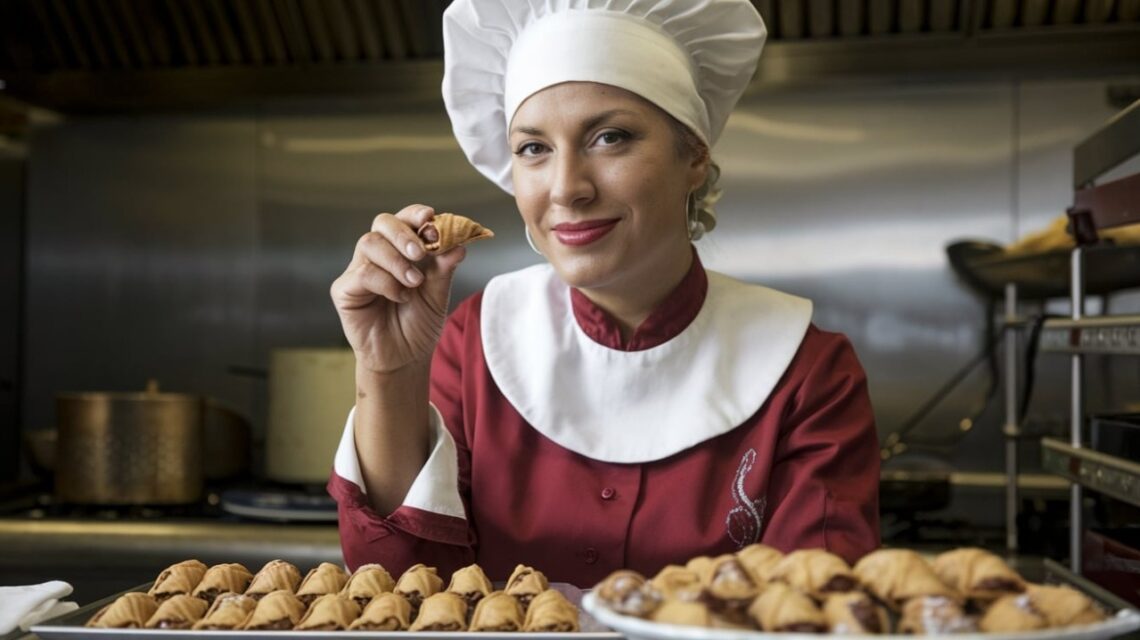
[
  {"xmin": 405, "ymin": 268, "xmax": 422, "ymax": 285},
  {"xmin": 407, "ymin": 242, "xmax": 424, "ymax": 259}
]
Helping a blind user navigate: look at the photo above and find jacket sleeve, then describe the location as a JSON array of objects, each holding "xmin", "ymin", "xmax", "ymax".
[
  {"xmin": 327, "ymin": 297, "xmax": 480, "ymax": 576},
  {"xmin": 760, "ymin": 328, "xmax": 881, "ymax": 565}
]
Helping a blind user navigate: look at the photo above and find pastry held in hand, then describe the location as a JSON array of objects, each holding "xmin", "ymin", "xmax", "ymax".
[
  {"xmin": 897, "ymin": 596, "xmax": 977, "ymax": 634},
  {"xmin": 192, "ymin": 593, "xmax": 256, "ymax": 630},
  {"xmin": 446, "ymin": 563, "xmax": 493, "ymax": 607},
  {"xmin": 469, "ymin": 591, "xmax": 525, "ymax": 632},
  {"xmin": 149, "ymin": 559, "xmax": 207, "ymax": 602},
  {"xmin": 649, "ymin": 565, "xmax": 702, "ymax": 602},
  {"xmin": 296, "ymin": 562, "xmax": 349, "ymax": 607},
  {"xmin": 1027, "ymin": 584, "xmax": 1107, "ymax": 627},
  {"xmin": 747, "ymin": 582, "xmax": 827, "ymax": 633},
  {"xmin": 350, "ymin": 592, "xmax": 413, "ymax": 631},
  {"xmin": 86, "ymin": 592, "xmax": 158, "ymax": 628},
  {"xmin": 596, "ymin": 570, "xmax": 660, "ymax": 617},
  {"xmin": 505, "ymin": 564, "xmax": 549, "ymax": 609},
  {"xmin": 145, "ymin": 594, "xmax": 208, "ymax": 629},
  {"xmin": 932, "ymin": 548, "xmax": 1025, "ymax": 601},
  {"xmin": 409, "ymin": 591, "xmax": 468, "ymax": 631},
  {"xmin": 417, "ymin": 213, "xmax": 494, "ymax": 254},
  {"xmin": 241, "ymin": 590, "xmax": 305, "ymax": 630},
  {"xmin": 523, "ymin": 588, "xmax": 580, "ymax": 632},
  {"xmin": 245, "ymin": 560, "xmax": 302, "ymax": 600},
  {"xmin": 853, "ymin": 549, "xmax": 958, "ymax": 610},
  {"xmin": 823, "ymin": 592, "xmax": 889, "ymax": 634},
  {"xmin": 735, "ymin": 543, "xmax": 784, "ymax": 584},
  {"xmin": 294, "ymin": 593, "xmax": 361, "ymax": 631},
  {"xmin": 342, "ymin": 563, "xmax": 396, "ymax": 608},
  {"xmin": 192, "ymin": 563, "xmax": 253, "ymax": 605},
  {"xmin": 394, "ymin": 563, "xmax": 444, "ymax": 611},
  {"xmin": 980, "ymin": 593, "xmax": 1049, "ymax": 632}
]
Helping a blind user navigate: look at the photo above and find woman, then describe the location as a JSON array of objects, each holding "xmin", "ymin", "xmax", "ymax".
[{"xmin": 328, "ymin": 0, "xmax": 879, "ymax": 586}]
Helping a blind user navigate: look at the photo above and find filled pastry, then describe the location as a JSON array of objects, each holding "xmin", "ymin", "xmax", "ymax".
[
  {"xmin": 505, "ymin": 564, "xmax": 550, "ymax": 610},
  {"xmin": 86, "ymin": 592, "xmax": 158, "ymax": 628},
  {"xmin": 192, "ymin": 592, "xmax": 257, "ymax": 630},
  {"xmin": 241, "ymin": 589, "xmax": 306, "ymax": 630},
  {"xmin": 294, "ymin": 593, "xmax": 362, "ymax": 631},
  {"xmin": 1027, "ymin": 584, "xmax": 1107, "ymax": 627},
  {"xmin": 342, "ymin": 563, "xmax": 397, "ymax": 608},
  {"xmin": 192, "ymin": 563, "xmax": 254, "ymax": 605},
  {"xmin": 823, "ymin": 592, "xmax": 890, "ymax": 635},
  {"xmin": 852, "ymin": 549, "xmax": 958, "ymax": 610},
  {"xmin": 649, "ymin": 565, "xmax": 702, "ymax": 601},
  {"xmin": 897, "ymin": 595, "xmax": 977, "ymax": 634},
  {"xmin": 650, "ymin": 599, "xmax": 713, "ymax": 627},
  {"xmin": 245, "ymin": 559, "xmax": 302, "ymax": 600},
  {"xmin": 349, "ymin": 592, "xmax": 414, "ymax": 631},
  {"xmin": 596, "ymin": 569, "xmax": 660, "ymax": 617},
  {"xmin": 522, "ymin": 588, "xmax": 580, "ymax": 632},
  {"xmin": 409, "ymin": 591, "xmax": 469, "ymax": 631},
  {"xmin": 446, "ymin": 563, "xmax": 494, "ymax": 608},
  {"xmin": 144, "ymin": 594, "xmax": 208, "ymax": 629},
  {"xmin": 295, "ymin": 562, "xmax": 349, "ymax": 606},
  {"xmin": 768, "ymin": 548, "xmax": 858, "ymax": 600},
  {"xmin": 979, "ymin": 593, "xmax": 1048, "ymax": 632},
  {"xmin": 394, "ymin": 563, "xmax": 444, "ymax": 612},
  {"xmin": 469, "ymin": 591, "xmax": 526, "ymax": 632},
  {"xmin": 735, "ymin": 543, "xmax": 785, "ymax": 583},
  {"xmin": 747, "ymin": 582, "xmax": 827, "ymax": 633},
  {"xmin": 417, "ymin": 213, "xmax": 494, "ymax": 254},
  {"xmin": 684, "ymin": 555, "xmax": 714, "ymax": 579},
  {"xmin": 932, "ymin": 547, "xmax": 1026, "ymax": 602},
  {"xmin": 696, "ymin": 555, "xmax": 761, "ymax": 623},
  {"xmin": 148, "ymin": 559, "xmax": 207, "ymax": 602}
]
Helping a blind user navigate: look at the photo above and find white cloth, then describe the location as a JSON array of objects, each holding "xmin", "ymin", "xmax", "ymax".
[
  {"xmin": 441, "ymin": 0, "xmax": 766, "ymax": 194},
  {"xmin": 481, "ymin": 264, "xmax": 812, "ymax": 463},
  {"xmin": 0, "ymin": 581, "xmax": 79, "ymax": 633}
]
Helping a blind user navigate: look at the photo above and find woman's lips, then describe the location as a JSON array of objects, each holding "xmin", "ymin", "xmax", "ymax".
[{"xmin": 552, "ymin": 219, "xmax": 619, "ymax": 246}]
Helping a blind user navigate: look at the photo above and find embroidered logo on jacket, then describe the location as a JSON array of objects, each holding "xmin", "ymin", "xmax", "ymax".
[{"xmin": 725, "ymin": 448, "xmax": 766, "ymax": 548}]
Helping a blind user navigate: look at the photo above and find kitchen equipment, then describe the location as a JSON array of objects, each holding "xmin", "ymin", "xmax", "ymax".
[
  {"xmin": 55, "ymin": 381, "xmax": 203, "ymax": 505},
  {"xmin": 265, "ymin": 348, "xmax": 355, "ymax": 484},
  {"xmin": 201, "ymin": 398, "xmax": 251, "ymax": 481}
]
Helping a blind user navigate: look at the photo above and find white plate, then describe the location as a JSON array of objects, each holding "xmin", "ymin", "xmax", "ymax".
[{"xmin": 581, "ymin": 592, "xmax": 1140, "ymax": 640}]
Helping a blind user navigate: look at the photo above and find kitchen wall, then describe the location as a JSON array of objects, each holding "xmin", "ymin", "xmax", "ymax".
[
  {"xmin": 0, "ymin": 143, "xmax": 24, "ymax": 479},
  {"xmin": 18, "ymin": 77, "xmax": 1140, "ymax": 517}
]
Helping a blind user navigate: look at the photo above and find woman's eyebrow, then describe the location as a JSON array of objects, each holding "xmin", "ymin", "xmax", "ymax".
[{"xmin": 509, "ymin": 109, "xmax": 640, "ymax": 137}]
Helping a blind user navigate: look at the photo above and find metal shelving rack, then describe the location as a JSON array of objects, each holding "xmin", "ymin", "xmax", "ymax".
[{"xmin": 1037, "ymin": 99, "xmax": 1140, "ymax": 575}]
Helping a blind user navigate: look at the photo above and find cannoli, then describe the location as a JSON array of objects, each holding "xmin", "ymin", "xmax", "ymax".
[
  {"xmin": 241, "ymin": 589, "xmax": 306, "ymax": 630},
  {"xmin": 245, "ymin": 560, "xmax": 302, "ymax": 600},
  {"xmin": 446, "ymin": 563, "xmax": 493, "ymax": 608},
  {"xmin": 897, "ymin": 595, "xmax": 977, "ymax": 634},
  {"xmin": 1027, "ymin": 584, "xmax": 1107, "ymax": 627},
  {"xmin": 768, "ymin": 548, "xmax": 858, "ymax": 600},
  {"xmin": 932, "ymin": 548, "xmax": 1025, "ymax": 602},
  {"xmin": 394, "ymin": 563, "xmax": 444, "ymax": 612},
  {"xmin": 747, "ymin": 582, "xmax": 827, "ymax": 633},
  {"xmin": 409, "ymin": 591, "xmax": 469, "ymax": 631},
  {"xmin": 823, "ymin": 592, "xmax": 889, "ymax": 634},
  {"xmin": 469, "ymin": 591, "xmax": 526, "ymax": 632},
  {"xmin": 596, "ymin": 569, "xmax": 660, "ymax": 617},
  {"xmin": 852, "ymin": 549, "xmax": 958, "ymax": 610},
  {"xmin": 522, "ymin": 588, "xmax": 580, "ymax": 632},
  {"xmin": 979, "ymin": 593, "xmax": 1048, "ymax": 632},
  {"xmin": 649, "ymin": 565, "xmax": 702, "ymax": 601},
  {"xmin": 650, "ymin": 600, "xmax": 713, "ymax": 627},
  {"xmin": 86, "ymin": 592, "xmax": 158, "ymax": 628},
  {"xmin": 148, "ymin": 559, "xmax": 207, "ymax": 602},
  {"xmin": 736, "ymin": 543, "xmax": 784, "ymax": 584},
  {"xmin": 505, "ymin": 564, "xmax": 549, "ymax": 610},
  {"xmin": 296, "ymin": 562, "xmax": 349, "ymax": 607},
  {"xmin": 417, "ymin": 213, "xmax": 494, "ymax": 254},
  {"xmin": 192, "ymin": 592, "xmax": 256, "ymax": 630},
  {"xmin": 349, "ymin": 592, "xmax": 414, "ymax": 631},
  {"xmin": 295, "ymin": 593, "xmax": 361, "ymax": 631},
  {"xmin": 342, "ymin": 563, "xmax": 396, "ymax": 608},
  {"xmin": 144, "ymin": 594, "xmax": 208, "ymax": 629},
  {"xmin": 192, "ymin": 563, "xmax": 253, "ymax": 605},
  {"xmin": 696, "ymin": 555, "xmax": 761, "ymax": 624}
]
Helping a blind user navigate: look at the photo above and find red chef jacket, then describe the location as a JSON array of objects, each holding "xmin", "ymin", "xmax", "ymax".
[{"xmin": 328, "ymin": 252, "xmax": 880, "ymax": 587}]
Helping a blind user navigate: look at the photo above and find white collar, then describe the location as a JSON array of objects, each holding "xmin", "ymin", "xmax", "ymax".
[{"xmin": 481, "ymin": 264, "xmax": 812, "ymax": 463}]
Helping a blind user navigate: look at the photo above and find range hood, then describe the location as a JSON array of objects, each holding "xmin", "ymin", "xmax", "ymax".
[{"xmin": 0, "ymin": 0, "xmax": 1138, "ymax": 114}]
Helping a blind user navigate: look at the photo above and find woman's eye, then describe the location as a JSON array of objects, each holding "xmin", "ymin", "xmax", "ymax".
[
  {"xmin": 515, "ymin": 142, "xmax": 546, "ymax": 156},
  {"xmin": 596, "ymin": 130, "xmax": 629, "ymax": 146}
]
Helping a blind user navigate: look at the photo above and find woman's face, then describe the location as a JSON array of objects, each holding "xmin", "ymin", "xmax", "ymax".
[{"xmin": 509, "ymin": 82, "xmax": 707, "ymax": 296}]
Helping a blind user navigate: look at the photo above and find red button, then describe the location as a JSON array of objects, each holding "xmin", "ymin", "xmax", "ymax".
[
  {"xmin": 601, "ymin": 487, "xmax": 616, "ymax": 500},
  {"xmin": 584, "ymin": 547, "xmax": 599, "ymax": 564}
]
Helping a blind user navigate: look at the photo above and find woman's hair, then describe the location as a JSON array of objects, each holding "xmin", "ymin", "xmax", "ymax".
[{"xmin": 667, "ymin": 115, "xmax": 722, "ymax": 240}]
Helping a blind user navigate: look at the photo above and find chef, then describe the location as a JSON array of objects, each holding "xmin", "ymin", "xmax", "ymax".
[{"xmin": 327, "ymin": 0, "xmax": 880, "ymax": 585}]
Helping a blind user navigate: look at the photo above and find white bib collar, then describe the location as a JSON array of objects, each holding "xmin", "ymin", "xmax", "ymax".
[{"xmin": 480, "ymin": 264, "xmax": 812, "ymax": 463}]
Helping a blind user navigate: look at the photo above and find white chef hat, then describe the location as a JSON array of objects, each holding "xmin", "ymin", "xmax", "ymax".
[{"xmin": 441, "ymin": 0, "xmax": 767, "ymax": 196}]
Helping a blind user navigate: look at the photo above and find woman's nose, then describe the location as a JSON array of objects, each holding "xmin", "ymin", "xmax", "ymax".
[{"xmin": 549, "ymin": 152, "xmax": 595, "ymax": 209}]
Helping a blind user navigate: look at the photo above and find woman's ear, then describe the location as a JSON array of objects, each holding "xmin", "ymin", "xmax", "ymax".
[{"xmin": 688, "ymin": 146, "xmax": 711, "ymax": 191}]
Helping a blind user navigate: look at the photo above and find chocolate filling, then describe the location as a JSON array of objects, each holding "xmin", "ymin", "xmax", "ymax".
[
  {"xmin": 419, "ymin": 224, "xmax": 440, "ymax": 244},
  {"xmin": 355, "ymin": 621, "xmax": 401, "ymax": 631},
  {"xmin": 779, "ymin": 623, "xmax": 827, "ymax": 633},
  {"xmin": 251, "ymin": 619, "xmax": 294, "ymax": 630},
  {"xmin": 353, "ymin": 596, "xmax": 370, "ymax": 608},
  {"xmin": 849, "ymin": 600, "xmax": 882, "ymax": 633},
  {"xmin": 822, "ymin": 575, "xmax": 858, "ymax": 593},
  {"xmin": 975, "ymin": 577, "xmax": 1022, "ymax": 593},
  {"xmin": 419, "ymin": 623, "xmax": 463, "ymax": 631},
  {"xmin": 301, "ymin": 623, "xmax": 341, "ymax": 630},
  {"xmin": 298, "ymin": 594, "xmax": 320, "ymax": 607}
]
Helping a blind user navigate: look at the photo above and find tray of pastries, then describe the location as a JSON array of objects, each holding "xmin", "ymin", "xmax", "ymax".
[
  {"xmin": 31, "ymin": 560, "xmax": 619, "ymax": 639},
  {"xmin": 582, "ymin": 546, "xmax": 1140, "ymax": 639}
]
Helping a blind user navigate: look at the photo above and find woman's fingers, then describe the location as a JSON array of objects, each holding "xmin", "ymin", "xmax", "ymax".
[
  {"xmin": 333, "ymin": 260, "xmax": 410, "ymax": 305},
  {"xmin": 372, "ymin": 205, "xmax": 434, "ymax": 262}
]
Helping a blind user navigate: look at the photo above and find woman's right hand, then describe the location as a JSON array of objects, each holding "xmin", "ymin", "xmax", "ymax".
[{"xmin": 331, "ymin": 205, "xmax": 467, "ymax": 374}]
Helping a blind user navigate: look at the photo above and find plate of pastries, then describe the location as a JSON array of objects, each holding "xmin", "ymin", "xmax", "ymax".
[
  {"xmin": 31, "ymin": 559, "xmax": 617, "ymax": 638},
  {"xmin": 581, "ymin": 545, "xmax": 1140, "ymax": 639}
]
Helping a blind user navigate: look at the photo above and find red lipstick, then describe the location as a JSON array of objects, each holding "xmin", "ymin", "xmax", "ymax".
[{"xmin": 552, "ymin": 219, "xmax": 619, "ymax": 246}]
